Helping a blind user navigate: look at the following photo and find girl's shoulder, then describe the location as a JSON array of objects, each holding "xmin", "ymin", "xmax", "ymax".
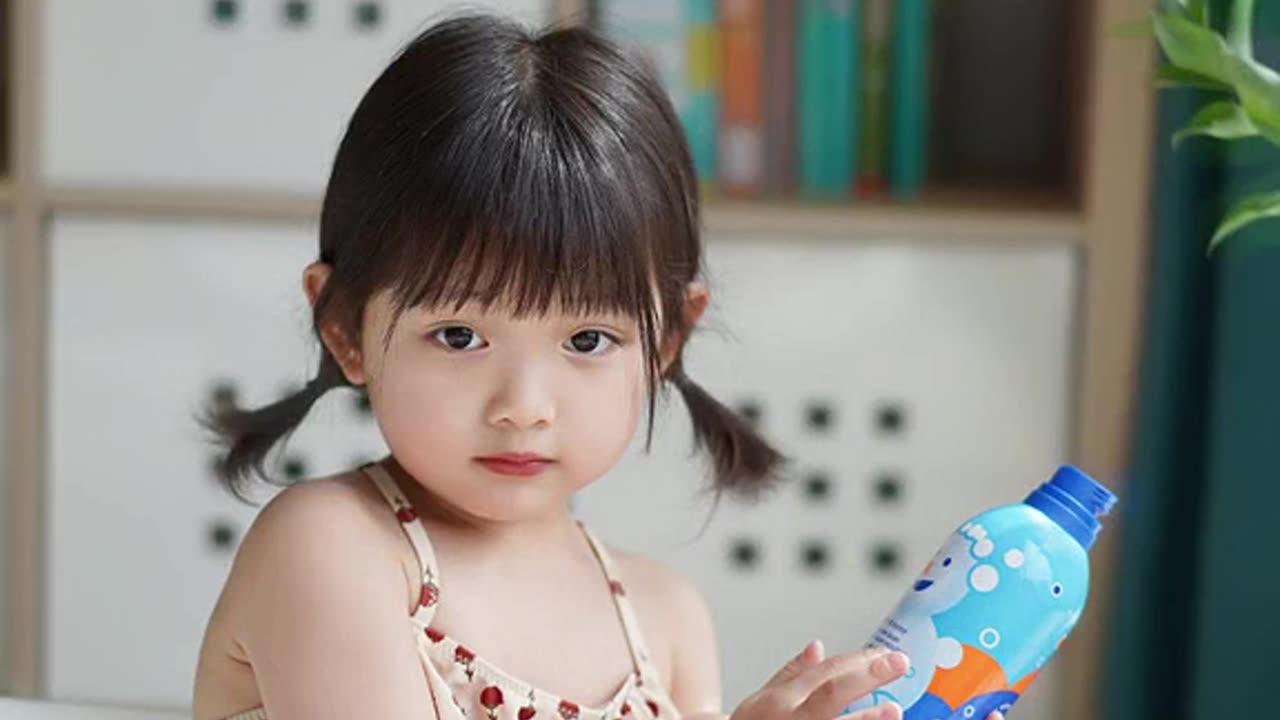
[
  {"xmin": 604, "ymin": 546, "xmax": 703, "ymax": 609},
  {"xmin": 194, "ymin": 472, "xmax": 434, "ymax": 719},
  {"xmin": 257, "ymin": 470, "xmax": 402, "ymax": 533},
  {"xmin": 208, "ymin": 472, "xmax": 421, "ymax": 645},
  {"xmin": 230, "ymin": 471, "xmax": 422, "ymax": 607},
  {"xmin": 595, "ymin": 544, "xmax": 719, "ymax": 695}
]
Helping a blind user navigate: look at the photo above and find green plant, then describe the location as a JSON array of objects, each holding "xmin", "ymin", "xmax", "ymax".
[{"xmin": 1153, "ymin": 0, "xmax": 1280, "ymax": 252}]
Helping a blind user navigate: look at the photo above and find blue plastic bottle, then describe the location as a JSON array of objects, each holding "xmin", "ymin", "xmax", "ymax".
[{"xmin": 845, "ymin": 466, "xmax": 1117, "ymax": 720}]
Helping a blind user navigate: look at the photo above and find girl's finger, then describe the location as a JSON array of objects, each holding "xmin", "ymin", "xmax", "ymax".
[
  {"xmin": 778, "ymin": 640, "xmax": 890, "ymax": 696},
  {"xmin": 780, "ymin": 647, "xmax": 891, "ymax": 699},
  {"xmin": 789, "ymin": 650, "xmax": 909, "ymax": 720},
  {"xmin": 988, "ymin": 713, "xmax": 1006, "ymax": 720},
  {"xmin": 763, "ymin": 640, "xmax": 826, "ymax": 687},
  {"xmin": 833, "ymin": 701, "xmax": 903, "ymax": 720}
]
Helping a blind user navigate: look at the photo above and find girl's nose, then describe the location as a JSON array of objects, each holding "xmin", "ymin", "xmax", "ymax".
[{"xmin": 485, "ymin": 361, "xmax": 556, "ymax": 430}]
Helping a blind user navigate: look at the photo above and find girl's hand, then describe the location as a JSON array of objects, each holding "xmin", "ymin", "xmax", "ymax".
[
  {"xmin": 728, "ymin": 640, "xmax": 909, "ymax": 720},
  {"xmin": 725, "ymin": 640, "xmax": 1010, "ymax": 720}
]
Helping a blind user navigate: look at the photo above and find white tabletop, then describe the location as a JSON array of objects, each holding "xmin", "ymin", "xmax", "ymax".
[{"xmin": 0, "ymin": 699, "xmax": 186, "ymax": 720}]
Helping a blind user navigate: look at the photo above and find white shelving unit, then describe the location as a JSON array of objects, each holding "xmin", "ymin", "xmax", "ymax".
[{"xmin": 2, "ymin": 2, "xmax": 1157, "ymax": 719}]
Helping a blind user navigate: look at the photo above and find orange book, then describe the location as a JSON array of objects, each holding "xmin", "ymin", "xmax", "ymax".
[{"xmin": 719, "ymin": 0, "xmax": 764, "ymax": 195}]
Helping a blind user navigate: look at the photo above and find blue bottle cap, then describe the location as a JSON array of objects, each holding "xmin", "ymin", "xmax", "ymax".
[{"xmin": 1024, "ymin": 465, "xmax": 1118, "ymax": 550}]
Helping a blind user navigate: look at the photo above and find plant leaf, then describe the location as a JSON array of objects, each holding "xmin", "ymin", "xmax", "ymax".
[
  {"xmin": 1157, "ymin": 0, "xmax": 1208, "ymax": 23},
  {"xmin": 1152, "ymin": 12, "xmax": 1234, "ymax": 83},
  {"xmin": 1209, "ymin": 190, "xmax": 1280, "ymax": 253},
  {"xmin": 1227, "ymin": 0, "xmax": 1255, "ymax": 58},
  {"xmin": 1224, "ymin": 54, "xmax": 1280, "ymax": 144},
  {"xmin": 1184, "ymin": 0, "xmax": 1210, "ymax": 26},
  {"xmin": 1157, "ymin": 64, "xmax": 1233, "ymax": 91},
  {"xmin": 1173, "ymin": 101, "xmax": 1259, "ymax": 145}
]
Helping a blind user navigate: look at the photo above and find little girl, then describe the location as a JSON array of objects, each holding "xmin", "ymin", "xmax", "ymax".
[{"xmin": 193, "ymin": 13, "xmax": 1003, "ymax": 720}]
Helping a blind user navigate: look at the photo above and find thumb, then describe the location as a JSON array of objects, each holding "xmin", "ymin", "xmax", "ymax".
[{"xmin": 764, "ymin": 640, "xmax": 825, "ymax": 687}]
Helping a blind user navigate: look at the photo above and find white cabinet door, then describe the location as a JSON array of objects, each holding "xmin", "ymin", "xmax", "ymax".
[
  {"xmin": 46, "ymin": 216, "xmax": 387, "ymax": 707},
  {"xmin": 43, "ymin": 0, "xmax": 550, "ymax": 192},
  {"xmin": 576, "ymin": 238, "xmax": 1079, "ymax": 720}
]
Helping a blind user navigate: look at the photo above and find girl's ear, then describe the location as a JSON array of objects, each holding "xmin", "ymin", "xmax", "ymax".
[
  {"xmin": 660, "ymin": 281, "xmax": 710, "ymax": 373},
  {"xmin": 303, "ymin": 262, "xmax": 367, "ymax": 386}
]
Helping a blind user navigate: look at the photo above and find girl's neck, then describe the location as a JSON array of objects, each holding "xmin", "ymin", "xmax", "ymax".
[{"xmin": 380, "ymin": 457, "xmax": 583, "ymax": 561}]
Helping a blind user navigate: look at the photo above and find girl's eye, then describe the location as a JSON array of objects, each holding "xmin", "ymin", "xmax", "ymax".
[
  {"xmin": 432, "ymin": 326, "xmax": 485, "ymax": 351},
  {"xmin": 566, "ymin": 330, "xmax": 616, "ymax": 356}
]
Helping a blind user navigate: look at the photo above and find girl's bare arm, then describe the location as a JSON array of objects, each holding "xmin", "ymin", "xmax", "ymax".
[{"xmin": 219, "ymin": 482, "xmax": 436, "ymax": 719}]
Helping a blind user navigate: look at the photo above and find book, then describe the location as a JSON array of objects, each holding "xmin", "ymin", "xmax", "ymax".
[
  {"xmin": 798, "ymin": 0, "xmax": 860, "ymax": 198},
  {"xmin": 763, "ymin": 1, "xmax": 797, "ymax": 195},
  {"xmin": 720, "ymin": 0, "xmax": 765, "ymax": 194},
  {"xmin": 890, "ymin": 0, "xmax": 930, "ymax": 199},
  {"xmin": 686, "ymin": 0, "xmax": 721, "ymax": 190},
  {"xmin": 859, "ymin": 0, "xmax": 890, "ymax": 197},
  {"xmin": 595, "ymin": 0, "xmax": 688, "ymax": 116}
]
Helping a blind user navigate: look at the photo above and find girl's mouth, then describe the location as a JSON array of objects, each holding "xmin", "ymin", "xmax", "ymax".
[{"xmin": 474, "ymin": 453, "xmax": 554, "ymax": 477}]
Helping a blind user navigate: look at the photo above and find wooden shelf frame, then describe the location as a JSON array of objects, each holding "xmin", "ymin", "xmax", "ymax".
[
  {"xmin": 2, "ymin": 4, "xmax": 1156, "ymax": 720},
  {"xmin": 31, "ymin": 185, "xmax": 1080, "ymax": 243}
]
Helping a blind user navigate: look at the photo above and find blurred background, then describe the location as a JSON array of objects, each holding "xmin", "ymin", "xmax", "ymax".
[{"xmin": 0, "ymin": 0, "xmax": 1276, "ymax": 719}]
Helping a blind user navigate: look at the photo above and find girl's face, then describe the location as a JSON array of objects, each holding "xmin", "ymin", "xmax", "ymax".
[{"xmin": 353, "ymin": 289, "xmax": 649, "ymax": 524}]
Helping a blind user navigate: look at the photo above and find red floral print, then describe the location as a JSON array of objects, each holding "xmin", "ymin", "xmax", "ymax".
[
  {"xmin": 517, "ymin": 688, "xmax": 537, "ymax": 720},
  {"xmin": 454, "ymin": 645, "xmax": 476, "ymax": 680},
  {"xmin": 420, "ymin": 581, "xmax": 440, "ymax": 608},
  {"xmin": 557, "ymin": 700, "xmax": 580, "ymax": 720},
  {"xmin": 480, "ymin": 685, "xmax": 504, "ymax": 720}
]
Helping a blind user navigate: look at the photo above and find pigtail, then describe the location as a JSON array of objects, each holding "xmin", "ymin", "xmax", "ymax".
[
  {"xmin": 671, "ymin": 370, "xmax": 787, "ymax": 497},
  {"xmin": 205, "ymin": 352, "xmax": 347, "ymax": 497}
]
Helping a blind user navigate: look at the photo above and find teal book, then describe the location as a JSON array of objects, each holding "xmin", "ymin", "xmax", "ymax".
[
  {"xmin": 890, "ymin": 0, "xmax": 929, "ymax": 199},
  {"xmin": 798, "ymin": 0, "xmax": 860, "ymax": 198},
  {"xmin": 685, "ymin": 0, "xmax": 720, "ymax": 189},
  {"xmin": 596, "ymin": 0, "xmax": 687, "ymax": 117}
]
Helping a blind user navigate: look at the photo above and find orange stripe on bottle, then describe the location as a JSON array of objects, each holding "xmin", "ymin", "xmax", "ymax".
[{"xmin": 926, "ymin": 644, "xmax": 1011, "ymax": 710}]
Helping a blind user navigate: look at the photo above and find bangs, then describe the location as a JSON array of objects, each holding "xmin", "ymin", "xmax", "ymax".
[
  {"xmin": 353, "ymin": 24, "xmax": 697, "ymax": 348},
  {"xmin": 387, "ymin": 133, "xmax": 664, "ymax": 323},
  {"xmin": 317, "ymin": 16, "xmax": 701, "ymax": 391}
]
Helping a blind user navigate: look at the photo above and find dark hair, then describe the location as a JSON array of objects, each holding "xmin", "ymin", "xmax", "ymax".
[{"xmin": 207, "ymin": 13, "xmax": 785, "ymax": 499}]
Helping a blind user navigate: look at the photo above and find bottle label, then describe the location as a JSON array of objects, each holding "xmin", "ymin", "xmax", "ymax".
[{"xmin": 847, "ymin": 511, "xmax": 1087, "ymax": 719}]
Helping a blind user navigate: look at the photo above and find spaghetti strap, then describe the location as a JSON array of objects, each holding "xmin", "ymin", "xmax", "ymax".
[
  {"xmin": 577, "ymin": 524, "xmax": 662, "ymax": 685},
  {"xmin": 363, "ymin": 463, "xmax": 442, "ymax": 626}
]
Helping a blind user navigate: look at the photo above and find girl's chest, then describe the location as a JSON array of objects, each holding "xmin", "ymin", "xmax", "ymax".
[{"xmin": 428, "ymin": 586, "xmax": 647, "ymax": 708}]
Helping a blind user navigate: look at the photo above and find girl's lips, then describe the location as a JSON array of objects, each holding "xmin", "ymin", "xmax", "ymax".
[
  {"xmin": 474, "ymin": 454, "xmax": 554, "ymax": 477},
  {"xmin": 479, "ymin": 452, "xmax": 552, "ymax": 463}
]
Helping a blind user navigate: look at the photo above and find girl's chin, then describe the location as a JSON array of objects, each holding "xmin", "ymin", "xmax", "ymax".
[{"xmin": 451, "ymin": 484, "xmax": 576, "ymax": 523}]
